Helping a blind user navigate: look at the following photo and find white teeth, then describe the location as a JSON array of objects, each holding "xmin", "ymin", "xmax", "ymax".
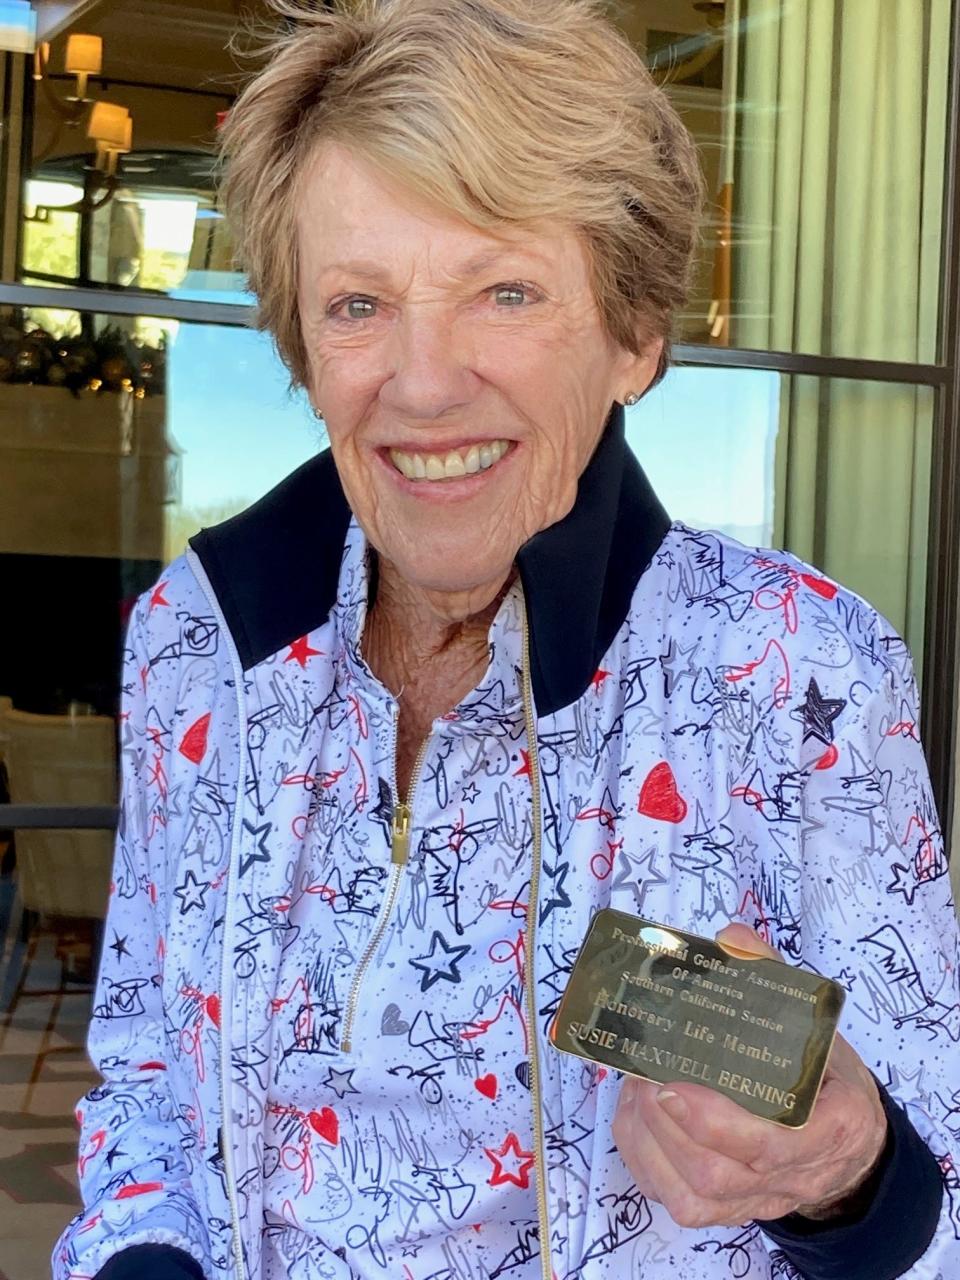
[
  {"xmin": 389, "ymin": 448, "xmax": 416, "ymax": 480},
  {"xmin": 389, "ymin": 439, "xmax": 510, "ymax": 482}
]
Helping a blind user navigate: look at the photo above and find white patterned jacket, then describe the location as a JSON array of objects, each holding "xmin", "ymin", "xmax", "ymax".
[{"xmin": 55, "ymin": 412, "xmax": 960, "ymax": 1280}]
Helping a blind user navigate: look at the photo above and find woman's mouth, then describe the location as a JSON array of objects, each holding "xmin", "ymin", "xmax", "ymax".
[{"xmin": 387, "ymin": 439, "xmax": 511, "ymax": 482}]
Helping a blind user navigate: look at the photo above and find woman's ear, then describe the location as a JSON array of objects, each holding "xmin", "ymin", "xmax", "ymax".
[{"xmin": 619, "ymin": 335, "xmax": 664, "ymax": 405}]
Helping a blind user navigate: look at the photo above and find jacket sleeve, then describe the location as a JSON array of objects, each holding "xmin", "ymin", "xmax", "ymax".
[
  {"xmin": 53, "ymin": 598, "xmax": 213, "ymax": 1280},
  {"xmin": 757, "ymin": 1077, "xmax": 944, "ymax": 1279},
  {"xmin": 757, "ymin": 634, "xmax": 960, "ymax": 1279},
  {"xmin": 94, "ymin": 1244, "xmax": 206, "ymax": 1280}
]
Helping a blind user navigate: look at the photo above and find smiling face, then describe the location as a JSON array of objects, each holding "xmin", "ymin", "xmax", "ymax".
[{"xmin": 297, "ymin": 144, "xmax": 660, "ymax": 610}]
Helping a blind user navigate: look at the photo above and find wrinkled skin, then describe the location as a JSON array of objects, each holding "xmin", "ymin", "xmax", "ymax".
[
  {"xmin": 296, "ymin": 142, "xmax": 658, "ymax": 626},
  {"xmin": 612, "ymin": 923, "xmax": 888, "ymax": 1226}
]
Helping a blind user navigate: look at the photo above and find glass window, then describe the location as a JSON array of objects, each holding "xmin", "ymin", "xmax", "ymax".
[
  {"xmin": 19, "ymin": 1, "xmax": 246, "ymax": 299},
  {"xmin": 10, "ymin": 2, "xmax": 953, "ymax": 364},
  {"xmin": 627, "ymin": 367, "xmax": 933, "ymax": 669},
  {"xmin": 0, "ymin": 310, "xmax": 316, "ymax": 738},
  {"xmin": 608, "ymin": 0, "xmax": 951, "ymax": 361},
  {"xmin": 0, "ymin": 2, "xmax": 953, "ymax": 1272}
]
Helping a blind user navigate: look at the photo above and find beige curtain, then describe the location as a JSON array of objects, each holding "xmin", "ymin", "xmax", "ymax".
[{"xmin": 733, "ymin": 0, "xmax": 950, "ymax": 662}]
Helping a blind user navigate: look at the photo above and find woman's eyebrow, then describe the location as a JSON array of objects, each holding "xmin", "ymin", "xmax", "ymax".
[
  {"xmin": 455, "ymin": 248, "xmax": 551, "ymax": 278},
  {"xmin": 316, "ymin": 247, "xmax": 552, "ymax": 287},
  {"xmin": 316, "ymin": 260, "xmax": 390, "ymax": 286}
]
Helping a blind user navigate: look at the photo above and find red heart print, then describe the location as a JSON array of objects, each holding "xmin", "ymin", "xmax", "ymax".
[
  {"xmin": 178, "ymin": 713, "xmax": 211, "ymax": 764},
  {"xmin": 204, "ymin": 994, "xmax": 221, "ymax": 1028},
  {"xmin": 474, "ymin": 1074, "xmax": 498, "ymax": 1100},
  {"xmin": 597, "ymin": 1068, "xmax": 608, "ymax": 1082},
  {"xmin": 308, "ymin": 1107, "xmax": 339, "ymax": 1145},
  {"xmin": 800, "ymin": 572, "xmax": 837, "ymax": 601},
  {"xmin": 638, "ymin": 761, "xmax": 687, "ymax": 824},
  {"xmin": 815, "ymin": 743, "xmax": 839, "ymax": 770}
]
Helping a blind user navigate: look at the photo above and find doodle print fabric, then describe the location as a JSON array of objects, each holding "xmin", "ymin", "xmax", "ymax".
[
  {"xmin": 54, "ymin": 509, "xmax": 960, "ymax": 1280},
  {"xmin": 261, "ymin": 582, "xmax": 542, "ymax": 1277}
]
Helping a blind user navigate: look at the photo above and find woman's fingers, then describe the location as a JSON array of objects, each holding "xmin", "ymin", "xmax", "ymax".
[
  {"xmin": 613, "ymin": 1077, "xmax": 800, "ymax": 1225},
  {"xmin": 631, "ymin": 1080, "xmax": 769, "ymax": 1200},
  {"xmin": 714, "ymin": 922, "xmax": 782, "ymax": 962},
  {"xmin": 614, "ymin": 1079, "xmax": 741, "ymax": 1227}
]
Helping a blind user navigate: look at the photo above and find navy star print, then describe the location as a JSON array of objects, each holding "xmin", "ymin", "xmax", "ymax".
[
  {"xmin": 793, "ymin": 676, "xmax": 846, "ymax": 745},
  {"xmin": 409, "ymin": 930, "xmax": 471, "ymax": 991}
]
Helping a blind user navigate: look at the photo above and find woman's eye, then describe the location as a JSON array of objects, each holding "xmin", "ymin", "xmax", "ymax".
[
  {"xmin": 331, "ymin": 297, "xmax": 377, "ymax": 320},
  {"xmin": 493, "ymin": 284, "xmax": 530, "ymax": 307}
]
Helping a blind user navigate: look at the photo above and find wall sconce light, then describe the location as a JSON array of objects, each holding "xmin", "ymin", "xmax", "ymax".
[
  {"xmin": 104, "ymin": 114, "xmax": 132, "ymax": 176},
  {"xmin": 32, "ymin": 100, "xmax": 132, "ymax": 217},
  {"xmin": 33, "ymin": 33, "xmax": 105, "ymax": 123},
  {"xmin": 87, "ymin": 100, "xmax": 132, "ymax": 175},
  {"xmin": 64, "ymin": 33, "xmax": 102, "ymax": 101}
]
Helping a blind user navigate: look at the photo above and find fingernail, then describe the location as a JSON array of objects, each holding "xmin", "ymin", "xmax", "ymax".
[{"xmin": 657, "ymin": 1089, "xmax": 688, "ymax": 1123}]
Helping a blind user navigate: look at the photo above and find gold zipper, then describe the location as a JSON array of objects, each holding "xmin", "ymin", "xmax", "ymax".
[
  {"xmin": 340, "ymin": 726, "xmax": 430, "ymax": 1053},
  {"xmin": 520, "ymin": 594, "xmax": 552, "ymax": 1280}
]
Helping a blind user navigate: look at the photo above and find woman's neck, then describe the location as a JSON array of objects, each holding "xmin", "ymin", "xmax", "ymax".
[
  {"xmin": 362, "ymin": 555, "xmax": 515, "ymax": 796},
  {"xmin": 363, "ymin": 554, "xmax": 513, "ymax": 699}
]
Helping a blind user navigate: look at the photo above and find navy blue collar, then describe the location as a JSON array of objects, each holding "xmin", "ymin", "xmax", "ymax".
[{"xmin": 189, "ymin": 405, "xmax": 670, "ymax": 715}]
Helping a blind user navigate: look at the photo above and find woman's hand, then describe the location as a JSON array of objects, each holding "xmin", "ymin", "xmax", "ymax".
[{"xmin": 611, "ymin": 923, "xmax": 888, "ymax": 1228}]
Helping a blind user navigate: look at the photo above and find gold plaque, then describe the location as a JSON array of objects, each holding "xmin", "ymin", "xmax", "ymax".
[{"xmin": 550, "ymin": 909, "xmax": 844, "ymax": 1127}]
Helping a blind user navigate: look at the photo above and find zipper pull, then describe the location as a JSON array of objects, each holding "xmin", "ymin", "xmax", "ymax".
[{"xmin": 391, "ymin": 801, "xmax": 412, "ymax": 865}]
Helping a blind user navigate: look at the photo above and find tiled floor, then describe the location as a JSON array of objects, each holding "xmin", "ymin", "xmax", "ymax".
[{"xmin": 0, "ymin": 901, "xmax": 95, "ymax": 1280}]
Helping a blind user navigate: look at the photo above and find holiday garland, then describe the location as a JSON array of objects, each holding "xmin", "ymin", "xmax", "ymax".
[{"xmin": 0, "ymin": 322, "xmax": 165, "ymax": 396}]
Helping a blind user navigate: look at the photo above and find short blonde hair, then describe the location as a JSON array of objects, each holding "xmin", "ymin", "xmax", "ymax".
[{"xmin": 220, "ymin": 0, "xmax": 704, "ymax": 389}]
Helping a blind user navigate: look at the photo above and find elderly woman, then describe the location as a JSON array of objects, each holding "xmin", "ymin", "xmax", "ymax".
[{"xmin": 56, "ymin": 2, "xmax": 958, "ymax": 1279}]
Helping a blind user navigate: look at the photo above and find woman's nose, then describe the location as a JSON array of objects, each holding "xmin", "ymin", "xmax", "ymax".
[{"xmin": 379, "ymin": 308, "xmax": 477, "ymax": 420}]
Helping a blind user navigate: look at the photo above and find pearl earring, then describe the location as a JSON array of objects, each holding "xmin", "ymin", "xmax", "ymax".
[
  {"xmin": 313, "ymin": 406, "xmax": 324, "ymax": 421},
  {"xmin": 624, "ymin": 392, "xmax": 640, "ymax": 407}
]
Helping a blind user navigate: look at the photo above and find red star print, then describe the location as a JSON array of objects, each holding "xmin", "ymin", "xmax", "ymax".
[
  {"xmin": 284, "ymin": 636, "xmax": 323, "ymax": 669},
  {"xmin": 591, "ymin": 667, "xmax": 611, "ymax": 692},
  {"xmin": 148, "ymin": 582, "xmax": 170, "ymax": 611},
  {"xmin": 513, "ymin": 750, "xmax": 531, "ymax": 778},
  {"xmin": 484, "ymin": 1132, "xmax": 535, "ymax": 1189}
]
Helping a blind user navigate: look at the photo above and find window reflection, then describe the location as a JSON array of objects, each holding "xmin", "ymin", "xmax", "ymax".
[
  {"xmin": 627, "ymin": 368, "xmax": 933, "ymax": 669},
  {"xmin": 0, "ymin": 311, "xmax": 317, "ymax": 724},
  {"xmin": 12, "ymin": 1, "xmax": 952, "ymax": 361},
  {"xmin": 23, "ymin": 152, "xmax": 241, "ymax": 297},
  {"xmin": 23, "ymin": 0, "xmax": 242, "ymax": 300},
  {"xmin": 606, "ymin": 0, "xmax": 951, "ymax": 361}
]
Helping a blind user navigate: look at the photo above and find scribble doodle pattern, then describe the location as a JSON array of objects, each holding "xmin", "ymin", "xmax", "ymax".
[{"xmin": 55, "ymin": 521, "xmax": 960, "ymax": 1280}]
